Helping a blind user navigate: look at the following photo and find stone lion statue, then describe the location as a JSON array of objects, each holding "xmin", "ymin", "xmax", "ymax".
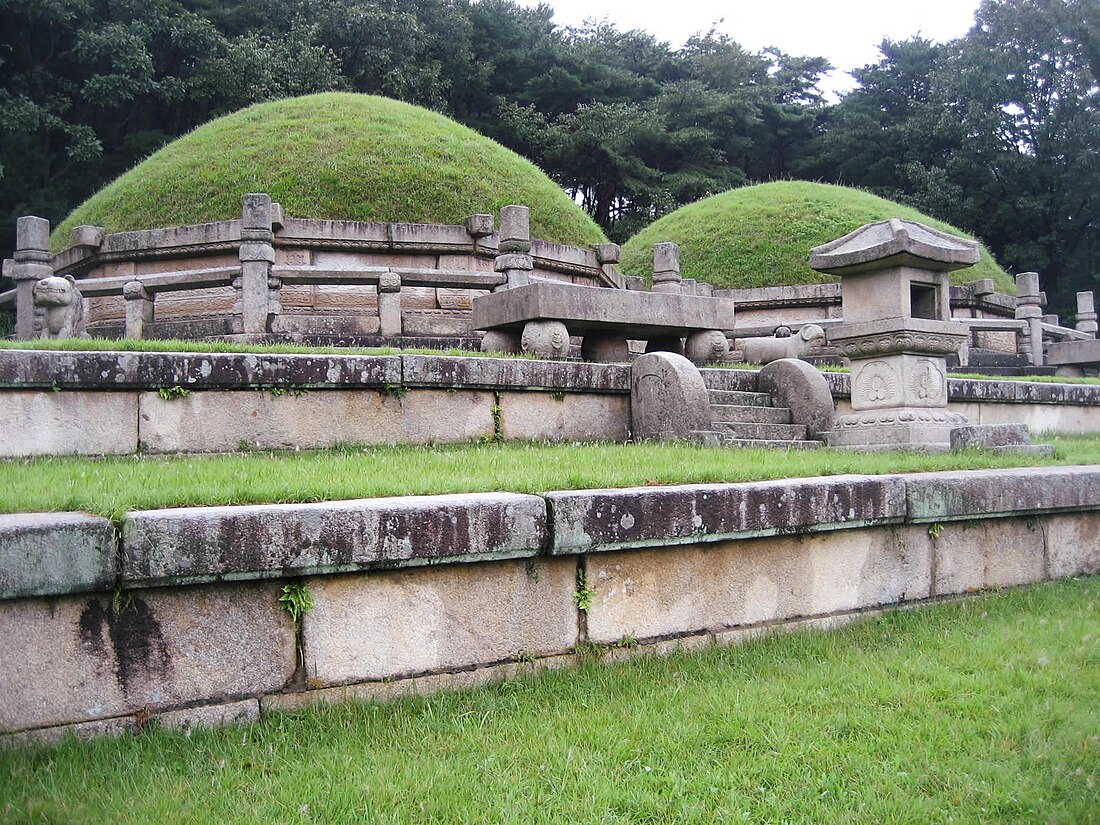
[{"xmin": 33, "ymin": 275, "xmax": 87, "ymax": 339}]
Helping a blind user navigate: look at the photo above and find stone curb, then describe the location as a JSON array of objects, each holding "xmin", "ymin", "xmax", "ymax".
[
  {"xmin": 3, "ymin": 466, "xmax": 1099, "ymax": 598},
  {"xmin": 826, "ymin": 370, "xmax": 1100, "ymax": 405},
  {"xmin": 121, "ymin": 492, "xmax": 548, "ymax": 586},
  {"xmin": 0, "ymin": 513, "xmax": 115, "ymax": 599},
  {"xmin": 401, "ymin": 354, "xmax": 629, "ymax": 392},
  {"xmin": 904, "ymin": 465, "xmax": 1100, "ymax": 522},
  {"xmin": 545, "ymin": 475, "xmax": 908, "ymax": 554},
  {"xmin": 0, "ymin": 350, "xmax": 401, "ymax": 390}
]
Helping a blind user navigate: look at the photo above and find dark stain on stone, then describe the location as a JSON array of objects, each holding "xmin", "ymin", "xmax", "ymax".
[{"xmin": 77, "ymin": 594, "xmax": 171, "ymax": 698}]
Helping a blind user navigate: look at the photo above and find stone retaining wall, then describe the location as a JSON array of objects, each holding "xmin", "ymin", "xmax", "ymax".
[
  {"xmin": 1, "ymin": 466, "xmax": 1097, "ymax": 743},
  {"xmin": 0, "ymin": 351, "xmax": 1098, "ymax": 457}
]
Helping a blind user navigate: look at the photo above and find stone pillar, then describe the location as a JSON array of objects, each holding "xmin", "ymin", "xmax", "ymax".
[
  {"xmin": 493, "ymin": 205, "xmax": 533, "ymax": 291},
  {"xmin": 11, "ymin": 216, "xmax": 52, "ymax": 340},
  {"xmin": 595, "ymin": 242, "xmax": 622, "ymax": 287},
  {"xmin": 1015, "ymin": 271, "xmax": 1043, "ymax": 366},
  {"xmin": 235, "ymin": 193, "xmax": 277, "ymax": 334},
  {"xmin": 811, "ymin": 219, "xmax": 975, "ymax": 451},
  {"xmin": 1076, "ymin": 291, "xmax": 1097, "ymax": 338},
  {"xmin": 123, "ymin": 281, "xmax": 154, "ymax": 340},
  {"xmin": 377, "ymin": 271, "xmax": 402, "ymax": 337},
  {"xmin": 651, "ymin": 242, "xmax": 681, "ymax": 294}
]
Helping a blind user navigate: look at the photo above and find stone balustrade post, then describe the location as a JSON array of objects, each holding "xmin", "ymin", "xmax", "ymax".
[
  {"xmin": 1015, "ymin": 272, "xmax": 1043, "ymax": 366},
  {"xmin": 235, "ymin": 193, "xmax": 277, "ymax": 334},
  {"xmin": 493, "ymin": 205, "xmax": 533, "ymax": 291},
  {"xmin": 377, "ymin": 271, "xmax": 402, "ymax": 337},
  {"xmin": 651, "ymin": 242, "xmax": 681, "ymax": 293},
  {"xmin": 11, "ymin": 216, "xmax": 53, "ymax": 340},
  {"xmin": 1076, "ymin": 291, "xmax": 1097, "ymax": 338},
  {"xmin": 123, "ymin": 281, "xmax": 154, "ymax": 340}
]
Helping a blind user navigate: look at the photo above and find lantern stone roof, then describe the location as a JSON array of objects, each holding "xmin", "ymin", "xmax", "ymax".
[{"xmin": 809, "ymin": 218, "xmax": 980, "ymax": 276}]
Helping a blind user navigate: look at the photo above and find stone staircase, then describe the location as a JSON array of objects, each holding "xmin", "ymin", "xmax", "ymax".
[{"xmin": 696, "ymin": 370, "xmax": 824, "ymax": 450}]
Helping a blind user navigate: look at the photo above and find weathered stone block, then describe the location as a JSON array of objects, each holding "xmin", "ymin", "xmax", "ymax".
[
  {"xmin": 1044, "ymin": 511, "xmax": 1100, "ymax": 578},
  {"xmin": 905, "ymin": 466, "xmax": 1100, "ymax": 522},
  {"xmin": 585, "ymin": 527, "xmax": 929, "ymax": 644},
  {"xmin": 0, "ymin": 391, "xmax": 138, "ymax": 457},
  {"xmin": 630, "ymin": 352, "xmax": 711, "ymax": 440},
  {"xmin": 928, "ymin": 517, "xmax": 1045, "ymax": 595},
  {"xmin": 498, "ymin": 391, "xmax": 629, "ymax": 442},
  {"xmin": 138, "ymin": 388, "xmax": 494, "ymax": 453},
  {"xmin": 0, "ymin": 513, "xmax": 116, "ymax": 599},
  {"xmin": 302, "ymin": 557, "xmax": 577, "ymax": 684},
  {"xmin": 122, "ymin": 492, "xmax": 547, "ymax": 585},
  {"xmin": 0, "ymin": 582, "xmax": 295, "ymax": 733},
  {"xmin": 547, "ymin": 475, "xmax": 907, "ymax": 554},
  {"xmin": 758, "ymin": 358, "xmax": 835, "ymax": 439}
]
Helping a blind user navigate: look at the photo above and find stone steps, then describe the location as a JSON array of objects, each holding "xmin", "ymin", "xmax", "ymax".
[
  {"xmin": 706, "ymin": 389, "xmax": 773, "ymax": 407},
  {"xmin": 712, "ymin": 421, "xmax": 809, "ymax": 441},
  {"xmin": 710, "ymin": 403, "xmax": 792, "ymax": 424},
  {"xmin": 700, "ymin": 368, "xmax": 823, "ymax": 450}
]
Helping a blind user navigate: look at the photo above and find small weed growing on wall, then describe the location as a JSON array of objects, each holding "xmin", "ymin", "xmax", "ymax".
[
  {"xmin": 613, "ymin": 635, "xmax": 639, "ymax": 650},
  {"xmin": 927, "ymin": 522, "xmax": 945, "ymax": 540},
  {"xmin": 157, "ymin": 385, "xmax": 190, "ymax": 401},
  {"xmin": 279, "ymin": 582, "xmax": 314, "ymax": 624},
  {"xmin": 111, "ymin": 586, "xmax": 135, "ymax": 615},
  {"xmin": 549, "ymin": 391, "xmax": 566, "ymax": 401},
  {"xmin": 268, "ymin": 386, "xmax": 287, "ymax": 398},
  {"xmin": 573, "ymin": 569, "xmax": 595, "ymax": 611},
  {"xmin": 382, "ymin": 383, "xmax": 408, "ymax": 399}
]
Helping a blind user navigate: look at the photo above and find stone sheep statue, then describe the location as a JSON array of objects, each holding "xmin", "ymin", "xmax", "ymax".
[
  {"xmin": 740, "ymin": 323, "xmax": 826, "ymax": 365},
  {"xmin": 33, "ymin": 275, "xmax": 87, "ymax": 339}
]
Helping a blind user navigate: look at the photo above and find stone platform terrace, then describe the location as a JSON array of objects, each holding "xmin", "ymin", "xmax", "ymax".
[
  {"xmin": 1, "ymin": 465, "xmax": 1097, "ymax": 743},
  {"xmin": 0, "ymin": 349, "xmax": 1098, "ymax": 457}
]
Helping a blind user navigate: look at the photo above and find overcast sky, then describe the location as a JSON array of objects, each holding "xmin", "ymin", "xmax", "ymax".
[{"xmin": 519, "ymin": 0, "xmax": 984, "ymax": 95}]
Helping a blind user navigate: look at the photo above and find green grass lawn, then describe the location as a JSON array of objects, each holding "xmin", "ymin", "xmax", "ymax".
[
  {"xmin": 3, "ymin": 577, "xmax": 1097, "ymax": 823},
  {"xmin": 2, "ymin": 436, "xmax": 1098, "ymax": 518}
]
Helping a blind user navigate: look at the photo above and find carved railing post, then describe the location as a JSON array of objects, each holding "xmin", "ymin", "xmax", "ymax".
[
  {"xmin": 123, "ymin": 280, "xmax": 154, "ymax": 339},
  {"xmin": 1015, "ymin": 272, "xmax": 1043, "ymax": 366},
  {"xmin": 1076, "ymin": 291, "xmax": 1097, "ymax": 338},
  {"xmin": 377, "ymin": 271, "xmax": 402, "ymax": 337},
  {"xmin": 11, "ymin": 216, "xmax": 52, "ymax": 340},
  {"xmin": 493, "ymin": 205, "xmax": 533, "ymax": 291},
  {"xmin": 236, "ymin": 193, "xmax": 276, "ymax": 334},
  {"xmin": 651, "ymin": 242, "xmax": 681, "ymax": 293}
]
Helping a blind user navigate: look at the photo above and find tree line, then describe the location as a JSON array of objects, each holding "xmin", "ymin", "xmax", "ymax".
[{"xmin": 1, "ymin": 0, "xmax": 1096, "ymax": 314}]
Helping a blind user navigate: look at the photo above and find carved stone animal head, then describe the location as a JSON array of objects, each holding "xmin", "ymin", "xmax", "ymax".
[
  {"xmin": 798, "ymin": 324, "xmax": 826, "ymax": 346},
  {"xmin": 32, "ymin": 276, "xmax": 76, "ymax": 307}
]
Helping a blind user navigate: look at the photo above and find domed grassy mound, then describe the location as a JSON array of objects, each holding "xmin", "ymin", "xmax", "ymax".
[
  {"xmin": 53, "ymin": 93, "xmax": 606, "ymax": 250},
  {"xmin": 621, "ymin": 181, "xmax": 1013, "ymax": 294}
]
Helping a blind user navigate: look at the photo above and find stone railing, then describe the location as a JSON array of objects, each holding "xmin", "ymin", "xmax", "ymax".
[{"xmin": 3, "ymin": 197, "xmax": 627, "ymax": 342}]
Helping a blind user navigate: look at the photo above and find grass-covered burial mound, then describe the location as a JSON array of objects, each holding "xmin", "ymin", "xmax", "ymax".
[
  {"xmin": 621, "ymin": 181, "xmax": 1012, "ymax": 294},
  {"xmin": 53, "ymin": 93, "xmax": 606, "ymax": 250}
]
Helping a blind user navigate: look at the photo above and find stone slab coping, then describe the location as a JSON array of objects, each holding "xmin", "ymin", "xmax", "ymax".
[
  {"xmin": 471, "ymin": 281, "xmax": 736, "ymax": 337},
  {"xmin": 823, "ymin": 370, "xmax": 1100, "ymax": 405},
  {"xmin": 0, "ymin": 350, "xmax": 631, "ymax": 393},
  {"xmin": 1047, "ymin": 339, "xmax": 1100, "ymax": 366},
  {"xmin": 121, "ymin": 492, "xmax": 549, "ymax": 587},
  {"xmin": 3, "ymin": 465, "xmax": 1098, "ymax": 599}
]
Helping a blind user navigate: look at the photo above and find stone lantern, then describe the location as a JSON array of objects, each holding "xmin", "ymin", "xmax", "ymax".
[{"xmin": 810, "ymin": 219, "xmax": 976, "ymax": 450}]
